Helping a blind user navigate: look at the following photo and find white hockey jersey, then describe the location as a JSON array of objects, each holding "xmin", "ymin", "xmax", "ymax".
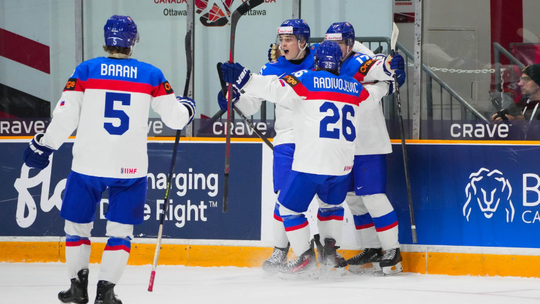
[
  {"xmin": 41, "ymin": 57, "xmax": 191, "ymax": 179},
  {"xmin": 243, "ymin": 69, "xmax": 369, "ymax": 176}
]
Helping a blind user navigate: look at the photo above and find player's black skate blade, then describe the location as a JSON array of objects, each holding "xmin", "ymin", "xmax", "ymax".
[
  {"xmin": 347, "ymin": 248, "xmax": 383, "ymax": 275},
  {"xmin": 94, "ymin": 280, "xmax": 122, "ymax": 304},
  {"xmin": 58, "ymin": 269, "xmax": 89, "ymax": 304},
  {"xmin": 320, "ymin": 237, "xmax": 347, "ymax": 277},
  {"xmin": 262, "ymin": 243, "xmax": 290, "ymax": 275},
  {"xmin": 380, "ymin": 248, "xmax": 403, "ymax": 276}
]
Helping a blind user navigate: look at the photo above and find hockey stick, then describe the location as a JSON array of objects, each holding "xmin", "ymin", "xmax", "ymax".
[
  {"xmin": 148, "ymin": 2, "xmax": 193, "ymax": 292},
  {"xmin": 217, "ymin": 62, "xmax": 274, "ymax": 150},
  {"xmin": 223, "ymin": 0, "xmax": 265, "ymax": 213},
  {"xmin": 391, "ymin": 22, "xmax": 418, "ymax": 243}
]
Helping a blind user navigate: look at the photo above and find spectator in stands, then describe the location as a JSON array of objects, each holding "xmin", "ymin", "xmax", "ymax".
[{"xmin": 492, "ymin": 64, "xmax": 540, "ymax": 121}]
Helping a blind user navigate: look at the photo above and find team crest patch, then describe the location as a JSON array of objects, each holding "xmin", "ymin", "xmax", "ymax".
[
  {"xmin": 163, "ymin": 81, "xmax": 174, "ymax": 94},
  {"xmin": 64, "ymin": 78, "xmax": 77, "ymax": 91}
]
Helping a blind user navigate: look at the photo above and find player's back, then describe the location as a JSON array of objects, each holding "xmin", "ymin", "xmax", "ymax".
[
  {"xmin": 281, "ymin": 69, "xmax": 369, "ymax": 176},
  {"xmin": 68, "ymin": 57, "xmax": 168, "ymax": 178}
]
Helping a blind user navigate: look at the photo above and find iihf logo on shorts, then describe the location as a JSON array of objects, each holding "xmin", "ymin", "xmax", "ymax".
[{"xmin": 463, "ymin": 168, "xmax": 515, "ymax": 222}]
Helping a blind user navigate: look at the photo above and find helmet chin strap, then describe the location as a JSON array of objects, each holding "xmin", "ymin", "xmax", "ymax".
[{"xmin": 292, "ymin": 40, "xmax": 307, "ymax": 60}]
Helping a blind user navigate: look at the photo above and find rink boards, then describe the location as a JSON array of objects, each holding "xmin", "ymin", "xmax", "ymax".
[{"xmin": 1, "ymin": 137, "xmax": 540, "ymax": 277}]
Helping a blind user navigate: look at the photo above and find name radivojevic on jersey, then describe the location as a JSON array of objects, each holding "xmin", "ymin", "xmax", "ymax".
[{"xmin": 313, "ymin": 76, "xmax": 359, "ymax": 94}]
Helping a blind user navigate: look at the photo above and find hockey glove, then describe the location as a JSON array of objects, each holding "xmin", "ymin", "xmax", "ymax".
[
  {"xmin": 177, "ymin": 96, "xmax": 196, "ymax": 125},
  {"xmin": 388, "ymin": 68, "xmax": 407, "ymax": 95},
  {"xmin": 390, "ymin": 53, "xmax": 405, "ymax": 70},
  {"xmin": 217, "ymin": 87, "xmax": 240, "ymax": 111},
  {"xmin": 221, "ymin": 62, "xmax": 251, "ymax": 91},
  {"xmin": 23, "ymin": 133, "xmax": 55, "ymax": 170}
]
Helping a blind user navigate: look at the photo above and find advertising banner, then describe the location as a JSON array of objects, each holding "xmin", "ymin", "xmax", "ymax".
[
  {"xmin": 387, "ymin": 143, "xmax": 540, "ymax": 247},
  {"xmin": 1, "ymin": 141, "xmax": 262, "ymax": 240}
]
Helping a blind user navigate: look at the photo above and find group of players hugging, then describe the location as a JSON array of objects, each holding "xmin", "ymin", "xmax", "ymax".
[
  {"xmin": 21, "ymin": 14, "xmax": 406, "ymax": 304},
  {"xmin": 219, "ymin": 19, "xmax": 406, "ymax": 279}
]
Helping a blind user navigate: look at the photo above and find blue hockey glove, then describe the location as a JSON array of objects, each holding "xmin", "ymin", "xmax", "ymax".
[
  {"xmin": 217, "ymin": 87, "xmax": 240, "ymax": 111},
  {"xmin": 221, "ymin": 62, "xmax": 251, "ymax": 91},
  {"xmin": 389, "ymin": 68, "xmax": 407, "ymax": 95},
  {"xmin": 23, "ymin": 133, "xmax": 55, "ymax": 170},
  {"xmin": 176, "ymin": 96, "xmax": 196, "ymax": 125},
  {"xmin": 390, "ymin": 53, "xmax": 404, "ymax": 70}
]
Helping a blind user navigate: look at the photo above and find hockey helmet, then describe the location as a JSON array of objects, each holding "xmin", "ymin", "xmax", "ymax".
[
  {"xmin": 315, "ymin": 41, "xmax": 343, "ymax": 73},
  {"xmin": 325, "ymin": 22, "xmax": 355, "ymax": 47},
  {"xmin": 277, "ymin": 19, "xmax": 310, "ymax": 43},
  {"xmin": 104, "ymin": 15, "xmax": 139, "ymax": 48}
]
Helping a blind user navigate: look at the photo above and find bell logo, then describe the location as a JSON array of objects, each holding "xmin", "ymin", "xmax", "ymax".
[{"xmin": 463, "ymin": 168, "xmax": 515, "ymax": 222}]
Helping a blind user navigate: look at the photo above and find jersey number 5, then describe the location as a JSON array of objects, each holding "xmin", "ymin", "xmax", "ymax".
[
  {"xmin": 104, "ymin": 92, "xmax": 130, "ymax": 135},
  {"xmin": 319, "ymin": 102, "xmax": 356, "ymax": 142}
]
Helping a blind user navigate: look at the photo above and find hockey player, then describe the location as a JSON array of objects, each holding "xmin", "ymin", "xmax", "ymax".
[
  {"xmin": 221, "ymin": 41, "xmax": 393, "ymax": 278},
  {"xmin": 22, "ymin": 15, "xmax": 195, "ymax": 304},
  {"xmin": 217, "ymin": 19, "xmax": 316, "ymax": 274},
  {"xmin": 324, "ymin": 22, "xmax": 406, "ymax": 275}
]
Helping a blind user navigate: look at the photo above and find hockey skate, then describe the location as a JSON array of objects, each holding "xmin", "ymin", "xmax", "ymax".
[
  {"xmin": 262, "ymin": 243, "xmax": 290, "ymax": 274},
  {"xmin": 379, "ymin": 248, "xmax": 403, "ymax": 275},
  {"xmin": 58, "ymin": 269, "xmax": 89, "ymax": 304},
  {"xmin": 94, "ymin": 280, "xmax": 122, "ymax": 304},
  {"xmin": 346, "ymin": 248, "xmax": 383, "ymax": 275},
  {"xmin": 277, "ymin": 242, "xmax": 318, "ymax": 280},
  {"xmin": 314, "ymin": 235, "xmax": 347, "ymax": 277}
]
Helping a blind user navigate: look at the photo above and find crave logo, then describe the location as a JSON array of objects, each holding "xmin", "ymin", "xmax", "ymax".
[{"xmin": 463, "ymin": 168, "xmax": 515, "ymax": 223}]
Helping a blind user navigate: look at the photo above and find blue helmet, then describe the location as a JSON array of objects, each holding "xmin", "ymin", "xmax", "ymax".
[
  {"xmin": 104, "ymin": 15, "xmax": 139, "ymax": 48},
  {"xmin": 325, "ymin": 22, "xmax": 355, "ymax": 47},
  {"xmin": 315, "ymin": 41, "xmax": 343, "ymax": 72},
  {"xmin": 277, "ymin": 19, "xmax": 310, "ymax": 43}
]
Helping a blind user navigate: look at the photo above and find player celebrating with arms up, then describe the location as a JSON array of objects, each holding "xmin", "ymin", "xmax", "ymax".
[{"xmin": 22, "ymin": 15, "xmax": 195, "ymax": 304}]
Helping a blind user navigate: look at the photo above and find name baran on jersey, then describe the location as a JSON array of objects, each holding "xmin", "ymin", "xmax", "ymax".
[
  {"xmin": 313, "ymin": 77, "xmax": 359, "ymax": 94},
  {"xmin": 101, "ymin": 63, "xmax": 138, "ymax": 79}
]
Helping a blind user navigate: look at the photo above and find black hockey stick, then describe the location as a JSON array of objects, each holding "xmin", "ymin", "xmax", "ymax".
[
  {"xmin": 391, "ymin": 22, "xmax": 418, "ymax": 243},
  {"xmin": 223, "ymin": 0, "xmax": 265, "ymax": 213},
  {"xmin": 217, "ymin": 62, "xmax": 274, "ymax": 150},
  {"xmin": 148, "ymin": 1, "xmax": 194, "ymax": 292}
]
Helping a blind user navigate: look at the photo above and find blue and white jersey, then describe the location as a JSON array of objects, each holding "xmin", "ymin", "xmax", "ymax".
[
  {"xmin": 244, "ymin": 69, "xmax": 369, "ymax": 176},
  {"xmin": 41, "ymin": 57, "xmax": 191, "ymax": 179},
  {"xmin": 340, "ymin": 52, "xmax": 393, "ymax": 155},
  {"xmin": 235, "ymin": 46, "xmax": 317, "ymax": 146}
]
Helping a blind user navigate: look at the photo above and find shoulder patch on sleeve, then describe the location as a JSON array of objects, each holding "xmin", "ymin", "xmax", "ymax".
[
  {"xmin": 162, "ymin": 81, "xmax": 174, "ymax": 94},
  {"xmin": 64, "ymin": 78, "xmax": 77, "ymax": 91},
  {"xmin": 357, "ymin": 59, "xmax": 377, "ymax": 76},
  {"xmin": 283, "ymin": 75, "xmax": 300, "ymax": 87}
]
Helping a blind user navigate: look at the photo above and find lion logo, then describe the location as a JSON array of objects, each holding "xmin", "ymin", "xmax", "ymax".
[{"xmin": 463, "ymin": 168, "xmax": 515, "ymax": 222}]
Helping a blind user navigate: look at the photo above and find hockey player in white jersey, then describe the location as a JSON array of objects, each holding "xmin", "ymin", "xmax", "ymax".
[
  {"xmin": 22, "ymin": 15, "xmax": 195, "ymax": 304},
  {"xmin": 217, "ymin": 19, "xmax": 316, "ymax": 273},
  {"xmin": 221, "ymin": 41, "xmax": 392, "ymax": 278},
  {"xmin": 324, "ymin": 22, "xmax": 406, "ymax": 275}
]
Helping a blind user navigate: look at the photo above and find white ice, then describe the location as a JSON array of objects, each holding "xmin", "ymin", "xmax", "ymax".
[{"xmin": 2, "ymin": 263, "xmax": 540, "ymax": 304}]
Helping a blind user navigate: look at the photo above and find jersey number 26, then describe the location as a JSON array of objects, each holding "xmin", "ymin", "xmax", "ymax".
[{"xmin": 319, "ymin": 102, "xmax": 356, "ymax": 142}]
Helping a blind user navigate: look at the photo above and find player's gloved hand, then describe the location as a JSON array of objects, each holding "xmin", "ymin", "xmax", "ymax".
[
  {"xmin": 390, "ymin": 53, "xmax": 404, "ymax": 70},
  {"xmin": 268, "ymin": 43, "xmax": 279, "ymax": 62},
  {"xmin": 221, "ymin": 62, "xmax": 251, "ymax": 91},
  {"xmin": 177, "ymin": 96, "xmax": 196, "ymax": 125},
  {"xmin": 23, "ymin": 133, "xmax": 55, "ymax": 170},
  {"xmin": 217, "ymin": 87, "xmax": 240, "ymax": 111},
  {"xmin": 388, "ymin": 68, "xmax": 407, "ymax": 95}
]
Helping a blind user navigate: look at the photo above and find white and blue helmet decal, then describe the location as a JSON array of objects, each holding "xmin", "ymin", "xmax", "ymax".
[
  {"xmin": 104, "ymin": 15, "xmax": 139, "ymax": 48},
  {"xmin": 315, "ymin": 41, "xmax": 343, "ymax": 72}
]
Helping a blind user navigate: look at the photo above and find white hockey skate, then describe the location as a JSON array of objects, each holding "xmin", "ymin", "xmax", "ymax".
[{"xmin": 262, "ymin": 243, "xmax": 289, "ymax": 274}]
